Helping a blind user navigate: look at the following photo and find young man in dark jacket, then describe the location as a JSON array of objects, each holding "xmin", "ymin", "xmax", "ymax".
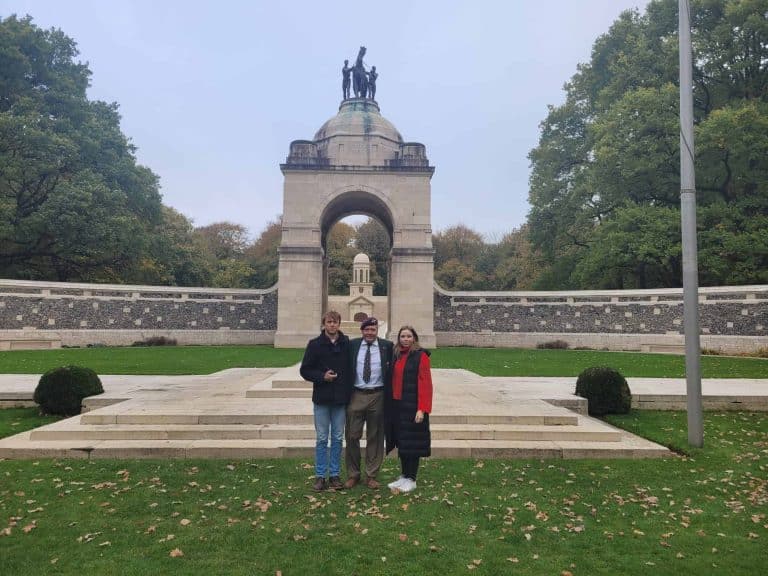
[{"xmin": 299, "ymin": 310, "xmax": 351, "ymax": 491}]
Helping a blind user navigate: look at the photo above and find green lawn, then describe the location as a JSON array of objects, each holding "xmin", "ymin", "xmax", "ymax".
[
  {"xmin": 0, "ymin": 346, "xmax": 765, "ymax": 378},
  {"xmin": 431, "ymin": 347, "xmax": 768, "ymax": 378},
  {"xmin": 0, "ymin": 345, "xmax": 303, "ymax": 375},
  {"xmin": 0, "ymin": 410, "xmax": 765, "ymax": 575},
  {"xmin": 0, "ymin": 407, "xmax": 60, "ymax": 438}
]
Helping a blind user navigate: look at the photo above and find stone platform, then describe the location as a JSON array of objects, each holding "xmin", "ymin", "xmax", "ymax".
[{"xmin": 0, "ymin": 366, "xmax": 675, "ymax": 460}]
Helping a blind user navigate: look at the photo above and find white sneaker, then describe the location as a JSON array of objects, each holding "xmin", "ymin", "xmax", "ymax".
[
  {"xmin": 398, "ymin": 478, "xmax": 417, "ymax": 493},
  {"xmin": 387, "ymin": 476, "xmax": 406, "ymax": 490}
]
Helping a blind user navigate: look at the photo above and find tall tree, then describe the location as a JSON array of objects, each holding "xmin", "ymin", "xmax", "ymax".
[
  {"xmin": 326, "ymin": 221, "xmax": 357, "ymax": 295},
  {"xmin": 127, "ymin": 207, "xmax": 212, "ymax": 287},
  {"xmin": 354, "ymin": 218, "xmax": 390, "ymax": 295},
  {"xmin": 194, "ymin": 222, "xmax": 249, "ymax": 261},
  {"xmin": 244, "ymin": 216, "xmax": 281, "ymax": 289},
  {"xmin": 527, "ymin": 0, "xmax": 768, "ymax": 289},
  {"xmin": 0, "ymin": 15, "xmax": 163, "ymax": 281}
]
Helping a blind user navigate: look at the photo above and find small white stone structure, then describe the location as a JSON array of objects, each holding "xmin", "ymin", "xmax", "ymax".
[
  {"xmin": 274, "ymin": 98, "xmax": 435, "ymax": 347},
  {"xmin": 327, "ymin": 252, "xmax": 388, "ymax": 326}
]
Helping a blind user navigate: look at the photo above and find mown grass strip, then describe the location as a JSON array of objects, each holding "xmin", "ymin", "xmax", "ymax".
[
  {"xmin": 0, "ymin": 345, "xmax": 304, "ymax": 375},
  {"xmin": 0, "ymin": 346, "xmax": 766, "ymax": 378}
]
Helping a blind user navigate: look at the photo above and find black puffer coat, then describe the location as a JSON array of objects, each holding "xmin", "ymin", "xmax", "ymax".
[
  {"xmin": 385, "ymin": 349, "xmax": 431, "ymax": 458},
  {"xmin": 299, "ymin": 331, "xmax": 351, "ymax": 405}
]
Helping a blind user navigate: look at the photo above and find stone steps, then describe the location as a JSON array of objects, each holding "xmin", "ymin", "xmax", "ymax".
[
  {"xmin": 1, "ymin": 434, "xmax": 664, "ymax": 460},
  {"xmin": 266, "ymin": 379, "xmax": 312, "ymax": 389},
  {"xmin": 29, "ymin": 421, "xmax": 620, "ymax": 442},
  {"xmin": 0, "ymin": 367, "xmax": 671, "ymax": 460},
  {"xmin": 79, "ymin": 410, "xmax": 579, "ymax": 426}
]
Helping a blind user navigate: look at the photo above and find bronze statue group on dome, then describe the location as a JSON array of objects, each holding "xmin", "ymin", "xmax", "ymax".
[{"xmin": 342, "ymin": 46, "xmax": 378, "ymax": 100}]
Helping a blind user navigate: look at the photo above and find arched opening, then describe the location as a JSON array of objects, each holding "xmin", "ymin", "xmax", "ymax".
[{"xmin": 320, "ymin": 191, "xmax": 395, "ymax": 332}]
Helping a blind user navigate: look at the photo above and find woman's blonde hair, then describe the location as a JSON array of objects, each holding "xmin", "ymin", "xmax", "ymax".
[{"xmin": 394, "ymin": 325, "xmax": 421, "ymax": 358}]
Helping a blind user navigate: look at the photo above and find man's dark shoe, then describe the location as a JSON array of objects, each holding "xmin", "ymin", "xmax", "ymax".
[
  {"xmin": 366, "ymin": 477, "xmax": 381, "ymax": 489},
  {"xmin": 343, "ymin": 476, "xmax": 360, "ymax": 489},
  {"xmin": 312, "ymin": 477, "xmax": 327, "ymax": 492},
  {"xmin": 328, "ymin": 476, "xmax": 343, "ymax": 490}
]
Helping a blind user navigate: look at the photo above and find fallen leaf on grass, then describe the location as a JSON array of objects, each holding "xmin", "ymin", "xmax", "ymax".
[
  {"xmin": 507, "ymin": 557, "xmax": 519, "ymax": 563},
  {"xmin": 77, "ymin": 532, "xmax": 102, "ymax": 543},
  {"xmin": 169, "ymin": 548, "xmax": 184, "ymax": 557},
  {"xmin": 23, "ymin": 522, "xmax": 37, "ymax": 534},
  {"xmin": 399, "ymin": 533, "xmax": 408, "ymax": 542},
  {"xmin": 1, "ymin": 527, "xmax": 12, "ymax": 537},
  {"xmin": 180, "ymin": 519, "xmax": 192, "ymax": 526}
]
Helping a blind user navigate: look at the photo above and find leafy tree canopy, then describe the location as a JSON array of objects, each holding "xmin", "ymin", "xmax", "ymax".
[
  {"xmin": 527, "ymin": 0, "xmax": 768, "ymax": 289},
  {"xmin": 0, "ymin": 15, "xmax": 163, "ymax": 281}
]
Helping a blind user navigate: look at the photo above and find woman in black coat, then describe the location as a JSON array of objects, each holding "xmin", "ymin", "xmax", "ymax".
[{"xmin": 385, "ymin": 325, "xmax": 433, "ymax": 493}]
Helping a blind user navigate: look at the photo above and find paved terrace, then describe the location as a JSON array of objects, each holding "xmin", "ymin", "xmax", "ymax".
[{"xmin": 0, "ymin": 366, "xmax": 766, "ymax": 459}]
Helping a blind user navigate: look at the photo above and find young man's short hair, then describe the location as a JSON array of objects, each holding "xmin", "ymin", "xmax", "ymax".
[{"xmin": 322, "ymin": 310, "xmax": 341, "ymax": 324}]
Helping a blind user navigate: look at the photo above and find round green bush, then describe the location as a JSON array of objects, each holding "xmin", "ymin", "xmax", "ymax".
[
  {"xmin": 574, "ymin": 366, "xmax": 631, "ymax": 416},
  {"xmin": 33, "ymin": 365, "xmax": 104, "ymax": 416}
]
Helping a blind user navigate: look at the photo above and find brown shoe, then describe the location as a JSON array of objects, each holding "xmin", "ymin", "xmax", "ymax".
[
  {"xmin": 312, "ymin": 477, "xmax": 327, "ymax": 492},
  {"xmin": 365, "ymin": 477, "xmax": 381, "ymax": 489},
  {"xmin": 343, "ymin": 476, "xmax": 360, "ymax": 489},
  {"xmin": 328, "ymin": 476, "xmax": 343, "ymax": 490}
]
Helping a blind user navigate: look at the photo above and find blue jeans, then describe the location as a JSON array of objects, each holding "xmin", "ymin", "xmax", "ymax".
[{"xmin": 313, "ymin": 403, "xmax": 346, "ymax": 478}]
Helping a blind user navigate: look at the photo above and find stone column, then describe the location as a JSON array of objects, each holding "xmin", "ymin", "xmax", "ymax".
[
  {"xmin": 274, "ymin": 246, "xmax": 324, "ymax": 348},
  {"xmin": 388, "ymin": 247, "xmax": 435, "ymax": 347}
]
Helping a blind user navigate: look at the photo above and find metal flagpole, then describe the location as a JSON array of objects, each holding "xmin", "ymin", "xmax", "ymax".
[{"xmin": 679, "ymin": 0, "xmax": 703, "ymax": 447}]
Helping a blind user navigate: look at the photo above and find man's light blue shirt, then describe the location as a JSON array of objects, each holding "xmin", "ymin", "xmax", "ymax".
[{"xmin": 355, "ymin": 339, "xmax": 383, "ymax": 389}]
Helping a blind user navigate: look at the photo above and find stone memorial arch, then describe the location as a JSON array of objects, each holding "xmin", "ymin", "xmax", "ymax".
[{"xmin": 274, "ymin": 98, "xmax": 435, "ymax": 347}]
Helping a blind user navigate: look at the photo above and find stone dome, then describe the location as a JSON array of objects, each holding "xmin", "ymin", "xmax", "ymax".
[
  {"xmin": 353, "ymin": 253, "xmax": 370, "ymax": 265},
  {"xmin": 314, "ymin": 99, "xmax": 403, "ymax": 144}
]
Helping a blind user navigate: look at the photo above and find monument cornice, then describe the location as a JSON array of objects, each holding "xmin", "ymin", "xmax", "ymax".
[{"xmin": 280, "ymin": 164, "xmax": 435, "ymax": 175}]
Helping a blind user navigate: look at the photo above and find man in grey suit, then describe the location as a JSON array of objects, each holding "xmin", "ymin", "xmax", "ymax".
[{"xmin": 344, "ymin": 317, "xmax": 393, "ymax": 489}]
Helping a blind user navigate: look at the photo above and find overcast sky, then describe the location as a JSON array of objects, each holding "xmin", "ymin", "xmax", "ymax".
[{"xmin": 3, "ymin": 0, "xmax": 650, "ymax": 240}]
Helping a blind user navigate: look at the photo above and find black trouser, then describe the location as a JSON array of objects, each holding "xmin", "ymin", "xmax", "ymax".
[{"xmin": 400, "ymin": 455, "xmax": 420, "ymax": 480}]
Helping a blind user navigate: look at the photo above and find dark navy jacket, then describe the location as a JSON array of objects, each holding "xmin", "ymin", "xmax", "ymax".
[{"xmin": 300, "ymin": 331, "xmax": 352, "ymax": 405}]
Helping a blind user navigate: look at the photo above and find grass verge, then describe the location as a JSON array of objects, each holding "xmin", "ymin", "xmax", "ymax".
[
  {"xmin": 431, "ymin": 347, "xmax": 768, "ymax": 378},
  {"xmin": 0, "ymin": 408, "xmax": 60, "ymax": 438},
  {"xmin": 0, "ymin": 410, "xmax": 765, "ymax": 575},
  {"xmin": 0, "ymin": 345, "xmax": 303, "ymax": 375},
  {"xmin": 0, "ymin": 346, "xmax": 766, "ymax": 377}
]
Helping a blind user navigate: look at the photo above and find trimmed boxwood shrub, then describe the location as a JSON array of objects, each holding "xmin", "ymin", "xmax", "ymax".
[
  {"xmin": 33, "ymin": 365, "xmax": 104, "ymax": 416},
  {"xmin": 575, "ymin": 366, "xmax": 631, "ymax": 416}
]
